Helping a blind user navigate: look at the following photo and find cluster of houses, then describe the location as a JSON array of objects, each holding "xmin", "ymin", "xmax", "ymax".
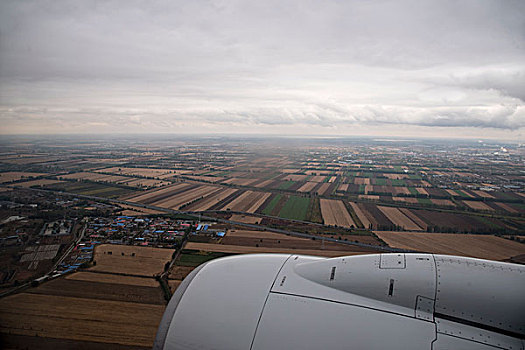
[{"xmin": 85, "ymin": 216, "xmax": 199, "ymax": 246}]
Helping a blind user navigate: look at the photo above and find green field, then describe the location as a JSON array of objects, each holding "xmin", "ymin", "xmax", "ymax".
[
  {"xmin": 278, "ymin": 195, "xmax": 310, "ymax": 221},
  {"xmin": 262, "ymin": 194, "xmax": 282, "ymax": 215},
  {"xmin": 374, "ymin": 178, "xmax": 388, "ymax": 186},
  {"xmin": 408, "ymin": 187, "xmax": 419, "ymax": 195},
  {"xmin": 277, "ymin": 181, "xmax": 295, "ymax": 190},
  {"xmin": 391, "ymin": 179, "xmax": 407, "ymax": 186},
  {"xmin": 417, "ymin": 198, "xmax": 433, "ymax": 205},
  {"xmin": 176, "ymin": 250, "xmax": 229, "ymax": 267},
  {"xmin": 455, "ymin": 190, "xmax": 471, "ymax": 197}
]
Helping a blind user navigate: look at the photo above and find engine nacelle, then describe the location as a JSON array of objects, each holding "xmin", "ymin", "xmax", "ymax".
[{"xmin": 154, "ymin": 253, "xmax": 525, "ymax": 350}]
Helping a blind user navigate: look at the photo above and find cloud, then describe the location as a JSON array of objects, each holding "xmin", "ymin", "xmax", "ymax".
[{"xmin": 0, "ymin": 0, "xmax": 524, "ymax": 137}]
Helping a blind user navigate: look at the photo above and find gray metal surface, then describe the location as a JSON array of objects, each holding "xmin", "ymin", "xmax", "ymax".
[
  {"xmin": 251, "ymin": 292, "xmax": 435, "ymax": 350},
  {"xmin": 434, "ymin": 255, "xmax": 525, "ymax": 337},
  {"xmin": 163, "ymin": 254, "xmax": 290, "ymax": 350},
  {"xmin": 157, "ymin": 253, "xmax": 525, "ymax": 350}
]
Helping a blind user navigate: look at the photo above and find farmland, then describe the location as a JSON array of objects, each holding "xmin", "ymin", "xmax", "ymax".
[
  {"xmin": 184, "ymin": 242, "xmax": 369, "ymax": 257},
  {"xmin": 320, "ymin": 199, "xmax": 356, "ymax": 228},
  {"xmin": 89, "ymin": 244, "xmax": 174, "ymax": 276},
  {"xmin": 1, "ymin": 133, "xmax": 525, "ymax": 349},
  {"xmin": 0, "ymin": 293, "xmax": 164, "ymax": 348},
  {"xmin": 0, "ymin": 172, "xmax": 47, "ymax": 183},
  {"xmin": 375, "ymin": 231, "xmax": 525, "ymax": 261}
]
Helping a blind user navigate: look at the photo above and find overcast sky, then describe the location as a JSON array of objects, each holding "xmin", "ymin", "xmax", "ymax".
[{"xmin": 0, "ymin": 0, "xmax": 524, "ymax": 139}]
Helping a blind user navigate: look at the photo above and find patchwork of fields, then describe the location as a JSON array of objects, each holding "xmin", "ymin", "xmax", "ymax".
[{"xmin": 0, "ymin": 244, "xmax": 172, "ymax": 349}]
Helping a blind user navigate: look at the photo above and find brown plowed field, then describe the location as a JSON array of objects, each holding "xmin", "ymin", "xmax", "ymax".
[
  {"xmin": 494, "ymin": 202, "xmax": 518, "ymax": 213},
  {"xmin": 221, "ymin": 177, "xmax": 259, "ymax": 186},
  {"xmin": 398, "ymin": 208, "xmax": 428, "ymax": 231},
  {"xmin": 283, "ymin": 174, "xmax": 309, "ymax": 181},
  {"xmin": 297, "ymin": 181, "xmax": 318, "ymax": 192},
  {"xmin": 358, "ymin": 195, "xmax": 380, "ymax": 200},
  {"xmin": 254, "ymin": 179, "xmax": 275, "ymax": 188},
  {"xmin": 123, "ymin": 178, "xmax": 170, "ymax": 188},
  {"xmin": 220, "ymin": 190, "xmax": 270, "ymax": 212},
  {"xmin": 349, "ymin": 202, "xmax": 371, "ymax": 229},
  {"xmin": 320, "ymin": 199, "xmax": 356, "ymax": 228},
  {"xmin": 354, "ymin": 178, "xmax": 370, "ymax": 185},
  {"xmin": 374, "ymin": 231, "xmax": 525, "ymax": 261},
  {"xmin": 65, "ymin": 271, "xmax": 159, "ymax": 287},
  {"xmin": 0, "ymin": 172, "xmax": 47, "ymax": 183},
  {"xmin": 97, "ymin": 167, "xmax": 184, "ymax": 178},
  {"xmin": 186, "ymin": 187, "xmax": 237, "ymax": 211},
  {"xmin": 125, "ymin": 182, "xmax": 192, "ymax": 203},
  {"xmin": 229, "ymin": 214, "xmax": 262, "ymax": 224},
  {"xmin": 446, "ymin": 189, "xmax": 461, "ymax": 197},
  {"xmin": 245, "ymin": 192, "xmax": 272, "ymax": 213},
  {"xmin": 393, "ymin": 197, "xmax": 419, "ymax": 204},
  {"xmin": 384, "ymin": 174, "xmax": 409, "ymax": 179},
  {"xmin": 378, "ymin": 206, "xmax": 421, "ymax": 231},
  {"xmin": 463, "ymin": 200, "xmax": 494, "ymax": 211},
  {"xmin": 16, "ymin": 179, "xmax": 64, "ymax": 187},
  {"xmin": 118, "ymin": 204, "xmax": 165, "ymax": 215},
  {"xmin": 89, "ymin": 244, "xmax": 174, "ymax": 277},
  {"xmin": 309, "ymin": 175, "xmax": 326, "ymax": 182},
  {"xmin": 27, "ymin": 278, "xmax": 165, "ymax": 305},
  {"xmin": 431, "ymin": 199, "xmax": 456, "ymax": 206},
  {"xmin": 317, "ymin": 183, "xmax": 332, "ymax": 195},
  {"xmin": 0, "ymin": 293, "xmax": 164, "ymax": 347},
  {"xmin": 337, "ymin": 184, "xmax": 349, "ymax": 192},
  {"xmin": 155, "ymin": 185, "xmax": 220, "ymax": 209},
  {"xmin": 392, "ymin": 187, "xmax": 411, "ymax": 195},
  {"xmin": 184, "ymin": 242, "xmax": 372, "ymax": 257},
  {"xmin": 220, "ymin": 190, "xmax": 252, "ymax": 210},
  {"xmin": 168, "ymin": 266, "xmax": 195, "ymax": 280},
  {"xmin": 416, "ymin": 187, "xmax": 429, "ymax": 195},
  {"xmin": 472, "ymin": 190, "xmax": 495, "ymax": 199}
]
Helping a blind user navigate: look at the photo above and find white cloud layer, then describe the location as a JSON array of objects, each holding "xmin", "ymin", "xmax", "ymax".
[{"xmin": 0, "ymin": 0, "xmax": 524, "ymax": 138}]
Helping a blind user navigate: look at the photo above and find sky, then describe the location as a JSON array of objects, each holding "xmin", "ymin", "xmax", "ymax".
[{"xmin": 0, "ymin": 0, "xmax": 524, "ymax": 140}]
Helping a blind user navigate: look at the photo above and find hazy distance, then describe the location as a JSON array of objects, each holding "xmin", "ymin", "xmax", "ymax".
[{"xmin": 0, "ymin": 0, "xmax": 524, "ymax": 140}]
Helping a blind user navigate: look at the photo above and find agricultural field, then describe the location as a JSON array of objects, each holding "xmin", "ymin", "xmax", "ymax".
[
  {"xmin": 122, "ymin": 182, "xmax": 193, "ymax": 203},
  {"xmin": 320, "ymin": 199, "xmax": 356, "ymax": 228},
  {"xmin": 0, "ymin": 172, "xmax": 47, "ymax": 183},
  {"xmin": 377, "ymin": 206, "xmax": 422, "ymax": 231},
  {"xmin": 44, "ymin": 181, "xmax": 136, "ymax": 198},
  {"xmin": 221, "ymin": 190, "xmax": 271, "ymax": 213},
  {"xmin": 220, "ymin": 229, "xmax": 374, "ymax": 252},
  {"xmin": 12, "ymin": 178, "xmax": 64, "ymax": 188},
  {"xmin": 375, "ymin": 231, "xmax": 525, "ymax": 261},
  {"xmin": 184, "ymin": 188, "xmax": 238, "ymax": 211},
  {"xmin": 463, "ymin": 200, "xmax": 494, "ymax": 211},
  {"xmin": 153, "ymin": 185, "xmax": 220, "ymax": 210},
  {"xmin": 66, "ymin": 271, "xmax": 160, "ymax": 287},
  {"xmin": 229, "ymin": 214, "xmax": 262, "ymax": 224},
  {"xmin": 89, "ymin": 244, "xmax": 174, "ymax": 276},
  {"xmin": 297, "ymin": 181, "xmax": 318, "ymax": 192},
  {"xmin": 96, "ymin": 167, "xmax": 186, "ymax": 179},
  {"xmin": 0, "ymin": 292, "xmax": 164, "ymax": 348},
  {"xmin": 184, "ymin": 242, "xmax": 370, "ymax": 257},
  {"xmin": 349, "ymin": 202, "xmax": 370, "ymax": 229},
  {"xmin": 278, "ymin": 195, "xmax": 310, "ymax": 221}
]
